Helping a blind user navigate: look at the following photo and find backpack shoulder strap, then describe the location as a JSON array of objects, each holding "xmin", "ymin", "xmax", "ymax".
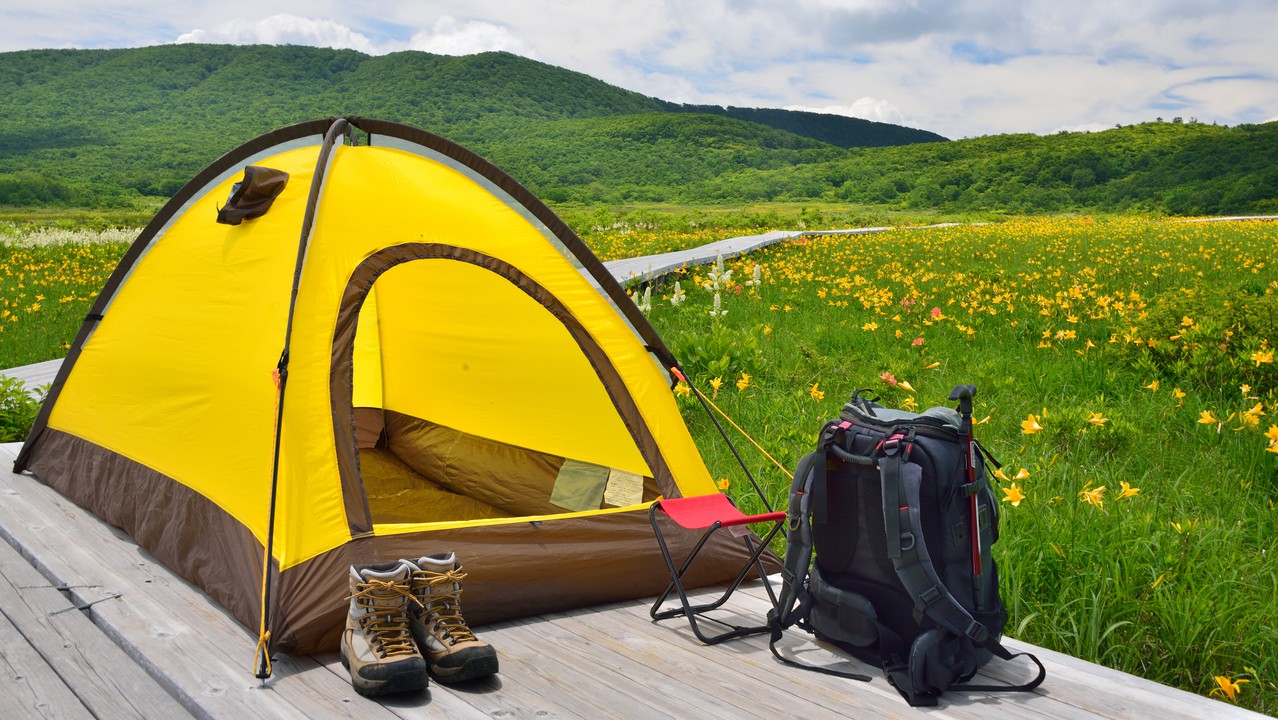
[{"xmin": 878, "ymin": 438, "xmax": 1046, "ymax": 697}]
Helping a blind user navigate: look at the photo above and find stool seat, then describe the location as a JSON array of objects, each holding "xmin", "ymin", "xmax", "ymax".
[{"xmin": 659, "ymin": 493, "xmax": 786, "ymax": 530}]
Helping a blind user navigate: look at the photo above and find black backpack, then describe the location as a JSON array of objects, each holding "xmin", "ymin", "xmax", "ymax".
[{"xmin": 768, "ymin": 385, "xmax": 1045, "ymax": 706}]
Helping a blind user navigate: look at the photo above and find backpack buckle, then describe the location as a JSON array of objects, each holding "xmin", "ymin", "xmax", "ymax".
[
  {"xmin": 918, "ymin": 586, "xmax": 942, "ymax": 606},
  {"xmin": 965, "ymin": 620, "xmax": 989, "ymax": 643}
]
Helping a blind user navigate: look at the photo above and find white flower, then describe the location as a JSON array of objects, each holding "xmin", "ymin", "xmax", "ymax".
[
  {"xmin": 709, "ymin": 291, "xmax": 727, "ymax": 319},
  {"xmin": 670, "ymin": 281, "xmax": 686, "ymax": 307}
]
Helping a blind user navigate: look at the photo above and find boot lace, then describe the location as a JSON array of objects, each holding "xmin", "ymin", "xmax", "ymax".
[
  {"xmin": 413, "ymin": 568, "xmax": 478, "ymax": 645},
  {"xmin": 350, "ymin": 579, "xmax": 421, "ymax": 658}
]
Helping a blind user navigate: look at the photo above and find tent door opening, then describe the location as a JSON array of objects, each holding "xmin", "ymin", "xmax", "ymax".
[{"xmin": 332, "ymin": 245, "xmax": 664, "ymax": 529}]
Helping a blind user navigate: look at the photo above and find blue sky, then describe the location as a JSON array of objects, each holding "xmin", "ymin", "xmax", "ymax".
[{"xmin": 3, "ymin": 1, "xmax": 1276, "ymax": 139}]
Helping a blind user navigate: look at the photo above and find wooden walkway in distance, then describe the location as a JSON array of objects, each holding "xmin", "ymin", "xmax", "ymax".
[{"xmin": 1, "ymin": 440, "xmax": 1264, "ymax": 719}]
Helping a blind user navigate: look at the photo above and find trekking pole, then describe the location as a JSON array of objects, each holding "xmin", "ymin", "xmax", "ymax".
[{"xmin": 948, "ymin": 384, "xmax": 984, "ymax": 610}]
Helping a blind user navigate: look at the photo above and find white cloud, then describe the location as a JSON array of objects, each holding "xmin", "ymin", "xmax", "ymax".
[
  {"xmin": 1049, "ymin": 122, "xmax": 1117, "ymax": 135},
  {"xmin": 1, "ymin": 1, "xmax": 1276, "ymax": 138},
  {"xmin": 174, "ymin": 13, "xmax": 380, "ymax": 54},
  {"xmin": 785, "ymin": 99, "xmax": 913, "ymax": 127},
  {"xmin": 406, "ymin": 16, "xmax": 537, "ymax": 58}
]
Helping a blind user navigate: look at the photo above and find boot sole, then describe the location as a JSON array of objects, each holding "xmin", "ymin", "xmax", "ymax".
[
  {"xmin": 430, "ymin": 654, "xmax": 499, "ymax": 684},
  {"xmin": 341, "ymin": 645, "xmax": 429, "ymax": 696}
]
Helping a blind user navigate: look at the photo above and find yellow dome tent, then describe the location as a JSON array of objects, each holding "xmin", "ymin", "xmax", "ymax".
[{"xmin": 14, "ymin": 117, "xmax": 769, "ymax": 662}]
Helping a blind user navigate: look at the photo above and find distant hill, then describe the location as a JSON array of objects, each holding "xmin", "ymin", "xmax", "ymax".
[
  {"xmin": 0, "ymin": 44, "xmax": 918, "ymax": 206},
  {"xmin": 666, "ymin": 104, "xmax": 946, "ymax": 148},
  {"xmin": 0, "ymin": 44, "xmax": 1275, "ymax": 215}
]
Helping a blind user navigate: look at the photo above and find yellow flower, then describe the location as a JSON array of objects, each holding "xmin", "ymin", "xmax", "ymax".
[
  {"xmin": 809, "ymin": 383, "xmax": 825, "ymax": 401},
  {"xmin": 1086, "ymin": 412, "xmax": 1109, "ymax": 426},
  {"xmin": 1002, "ymin": 483, "xmax": 1025, "ymax": 507},
  {"xmin": 1143, "ymin": 379, "xmax": 1160, "ymax": 391},
  {"xmin": 764, "ymin": 325, "xmax": 773, "ymax": 335},
  {"xmin": 674, "ymin": 382, "xmax": 691, "ymax": 397},
  {"xmin": 898, "ymin": 380, "xmax": 915, "ymax": 393},
  {"xmin": 994, "ymin": 467, "xmax": 1010, "ymax": 482},
  {"xmin": 1251, "ymin": 349, "xmax": 1274, "ymax": 366},
  {"xmin": 1265, "ymin": 424, "xmax": 1278, "ymax": 453},
  {"xmin": 1208, "ymin": 675, "xmax": 1249, "ymax": 703},
  {"xmin": 1244, "ymin": 402, "xmax": 1265, "ymax": 419},
  {"xmin": 716, "ymin": 478, "xmax": 731, "ymax": 491},
  {"xmin": 1172, "ymin": 387, "xmax": 1186, "ymax": 399},
  {"xmin": 1198, "ymin": 410, "xmax": 1219, "ymax": 425},
  {"xmin": 924, "ymin": 361, "xmax": 941, "ymax": 370},
  {"xmin": 1117, "ymin": 480, "xmax": 1140, "ymax": 499},
  {"xmin": 1079, "ymin": 484, "xmax": 1106, "ymax": 508},
  {"xmin": 1240, "ymin": 383, "xmax": 1251, "ymax": 396},
  {"xmin": 1013, "ymin": 467, "xmax": 1030, "ymax": 481},
  {"xmin": 736, "ymin": 373, "xmax": 751, "ymax": 392},
  {"xmin": 862, "ymin": 321, "xmax": 878, "ymax": 331},
  {"xmin": 1021, "ymin": 413, "xmax": 1042, "ymax": 434},
  {"xmin": 709, "ymin": 376, "xmax": 723, "ymax": 398}
]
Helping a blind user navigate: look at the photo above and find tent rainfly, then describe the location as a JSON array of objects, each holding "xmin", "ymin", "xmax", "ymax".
[{"xmin": 14, "ymin": 117, "xmax": 773, "ymax": 665}]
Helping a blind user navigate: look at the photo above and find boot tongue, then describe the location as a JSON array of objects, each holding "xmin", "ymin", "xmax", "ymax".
[
  {"xmin": 357, "ymin": 563, "xmax": 412, "ymax": 609},
  {"xmin": 360, "ymin": 562, "xmax": 410, "ymax": 583},
  {"xmin": 413, "ymin": 553, "xmax": 457, "ymax": 573}
]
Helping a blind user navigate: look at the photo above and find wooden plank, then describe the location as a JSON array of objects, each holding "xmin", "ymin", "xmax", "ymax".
[
  {"xmin": 0, "ymin": 606, "xmax": 94, "ymax": 719},
  {"xmin": 0, "ymin": 358, "xmax": 61, "ymax": 395},
  {"xmin": 725, "ymin": 577, "xmax": 1263, "ymax": 720},
  {"xmin": 481, "ymin": 614, "xmax": 746, "ymax": 720},
  {"xmin": 0, "ymin": 537, "xmax": 192, "ymax": 719},
  {"xmin": 310, "ymin": 653, "xmax": 497, "ymax": 720},
  {"xmin": 998, "ymin": 638, "xmax": 1262, "ymax": 720},
  {"xmin": 587, "ymin": 590, "xmax": 1017, "ymax": 720},
  {"xmin": 0, "ymin": 444, "xmax": 400, "ymax": 720},
  {"xmin": 602, "ymin": 227, "xmax": 889, "ymax": 286},
  {"xmin": 500, "ymin": 605, "xmax": 857, "ymax": 720}
]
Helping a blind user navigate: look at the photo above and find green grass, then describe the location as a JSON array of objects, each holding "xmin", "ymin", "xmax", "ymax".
[
  {"xmin": 639, "ymin": 216, "xmax": 1278, "ymax": 714},
  {"xmin": 0, "ymin": 226, "xmax": 131, "ymax": 367},
  {"xmin": 2, "ymin": 213, "xmax": 1275, "ymax": 712}
]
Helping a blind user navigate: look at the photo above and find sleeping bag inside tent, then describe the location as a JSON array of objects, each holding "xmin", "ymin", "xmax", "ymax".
[{"xmin": 14, "ymin": 117, "xmax": 776, "ymax": 655}]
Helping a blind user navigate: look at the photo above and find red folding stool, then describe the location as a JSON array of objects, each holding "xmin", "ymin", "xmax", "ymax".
[{"xmin": 648, "ymin": 493, "xmax": 786, "ymax": 644}]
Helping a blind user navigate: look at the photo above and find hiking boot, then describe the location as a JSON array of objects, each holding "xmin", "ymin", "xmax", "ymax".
[
  {"xmin": 406, "ymin": 553, "xmax": 499, "ymax": 683},
  {"xmin": 339, "ymin": 561, "xmax": 429, "ymax": 696}
]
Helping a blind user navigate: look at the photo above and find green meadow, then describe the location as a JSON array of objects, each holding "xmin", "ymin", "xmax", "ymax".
[{"xmin": 1, "ymin": 214, "xmax": 1276, "ymax": 712}]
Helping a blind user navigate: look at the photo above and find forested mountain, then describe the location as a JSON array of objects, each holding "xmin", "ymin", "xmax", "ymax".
[
  {"xmin": 0, "ymin": 44, "xmax": 1275, "ymax": 215},
  {"xmin": 693, "ymin": 121, "xmax": 1278, "ymax": 214},
  {"xmin": 666, "ymin": 104, "xmax": 946, "ymax": 148}
]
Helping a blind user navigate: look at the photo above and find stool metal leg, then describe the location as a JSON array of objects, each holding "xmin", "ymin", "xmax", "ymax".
[{"xmin": 649, "ymin": 502, "xmax": 785, "ymax": 644}]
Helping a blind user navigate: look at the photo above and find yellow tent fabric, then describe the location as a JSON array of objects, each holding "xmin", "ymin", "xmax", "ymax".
[{"xmin": 14, "ymin": 117, "xmax": 770, "ymax": 655}]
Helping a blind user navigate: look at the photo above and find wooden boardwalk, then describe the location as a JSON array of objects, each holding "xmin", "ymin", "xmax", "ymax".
[{"xmin": 0, "ymin": 440, "xmax": 1264, "ymax": 719}]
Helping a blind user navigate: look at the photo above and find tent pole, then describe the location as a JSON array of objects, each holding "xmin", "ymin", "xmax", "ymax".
[{"xmin": 255, "ymin": 117, "xmax": 352, "ymax": 681}]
